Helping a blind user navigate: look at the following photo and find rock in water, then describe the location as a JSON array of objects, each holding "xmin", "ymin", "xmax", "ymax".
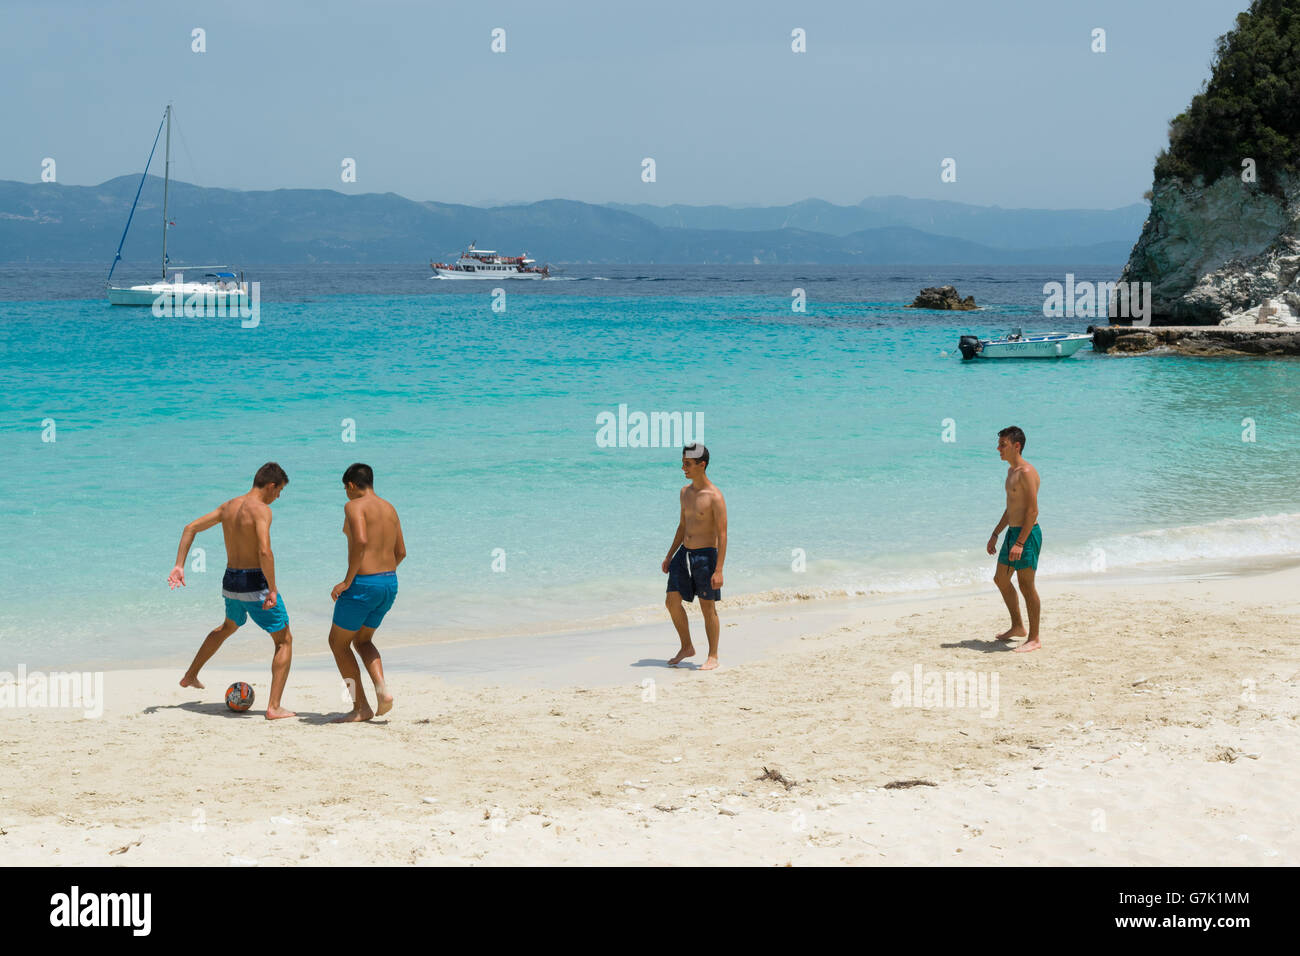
[
  {"xmin": 1118, "ymin": 1, "xmax": 1300, "ymax": 326},
  {"xmin": 908, "ymin": 285, "xmax": 977, "ymax": 310}
]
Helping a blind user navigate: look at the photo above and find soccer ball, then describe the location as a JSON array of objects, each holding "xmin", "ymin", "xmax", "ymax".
[{"xmin": 225, "ymin": 682, "xmax": 255, "ymax": 712}]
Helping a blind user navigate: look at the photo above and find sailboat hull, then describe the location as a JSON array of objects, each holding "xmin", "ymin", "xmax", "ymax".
[{"xmin": 108, "ymin": 283, "xmax": 248, "ymax": 308}]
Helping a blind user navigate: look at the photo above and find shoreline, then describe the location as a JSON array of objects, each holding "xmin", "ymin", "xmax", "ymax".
[
  {"xmin": 22, "ymin": 551, "xmax": 1300, "ymax": 681},
  {"xmin": 3, "ymin": 560, "xmax": 1295, "ymax": 865}
]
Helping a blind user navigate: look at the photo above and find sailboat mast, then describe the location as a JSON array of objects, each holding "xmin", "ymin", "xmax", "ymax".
[{"xmin": 161, "ymin": 104, "xmax": 171, "ymax": 280}]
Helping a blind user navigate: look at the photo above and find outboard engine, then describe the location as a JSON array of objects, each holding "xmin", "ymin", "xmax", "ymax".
[{"xmin": 958, "ymin": 335, "xmax": 982, "ymax": 360}]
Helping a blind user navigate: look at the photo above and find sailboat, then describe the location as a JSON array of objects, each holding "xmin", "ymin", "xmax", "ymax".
[{"xmin": 106, "ymin": 105, "xmax": 248, "ymax": 308}]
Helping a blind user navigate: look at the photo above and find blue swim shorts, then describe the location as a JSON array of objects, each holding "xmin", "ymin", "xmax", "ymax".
[
  {"xmin": 332, "ymin": 571, "xmax": 399, "ymax": 631},
  {"xmin": 222, "ymin": 567, "xmax": 290, "ymax": 634}
]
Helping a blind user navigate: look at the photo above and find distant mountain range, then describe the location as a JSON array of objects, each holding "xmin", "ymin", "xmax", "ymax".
[
  {"xmin": 0, "ymin": 177, "xmax": 1145, "ymax": 266},
  {"xmin": 609, "ymin": 197, "xmax": 1149, "ymax": 250}
]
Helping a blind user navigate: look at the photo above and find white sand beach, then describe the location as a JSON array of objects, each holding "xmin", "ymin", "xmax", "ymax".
[{"xmin": 2, "ymin": 564, "xmax": 1297, "ymax": 866}]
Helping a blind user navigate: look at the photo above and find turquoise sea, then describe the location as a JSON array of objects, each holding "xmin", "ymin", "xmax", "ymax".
[{"xmin": 3, "ymin": 264, "xmax": 1299, "ymax": 669}]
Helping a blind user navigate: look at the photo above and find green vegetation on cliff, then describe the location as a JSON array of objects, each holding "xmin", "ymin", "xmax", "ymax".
[{"xmin": 1154, "ymin": 0, "xmax": 1300, "ymax": 194}]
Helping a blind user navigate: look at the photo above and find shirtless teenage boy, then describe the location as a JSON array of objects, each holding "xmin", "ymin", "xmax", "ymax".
[
  {"xmin": 986, "ymin": 426, "xmax": 1043, "ymax": 653},
  {"xmin": 662, "ymin": 443, "xmax": 728, "ymax": 670},
  {"xmin": 328, "ymin": 463, "xmax": 406, "ymax": 722},
  {"xmin": 167, "ymin": 462, "xmax": 296, "ymax": 719}
]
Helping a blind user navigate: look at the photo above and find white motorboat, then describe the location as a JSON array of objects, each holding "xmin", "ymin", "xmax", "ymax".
[
  {"xmin": 958, "ymin": 329, "xmax": 1092, "ymax": 360},
  {"xmin": 107, "ymin": 105, "xmax": 249, "ymax": 308},
  {"xmin": 431, "ymin": 241, "xmax": 549, "ymax": 279}
]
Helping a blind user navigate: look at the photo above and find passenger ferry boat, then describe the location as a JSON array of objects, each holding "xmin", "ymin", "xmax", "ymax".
[{"xmin": 430, "ymin": 242, "xmax": 549, "ymax": 279}]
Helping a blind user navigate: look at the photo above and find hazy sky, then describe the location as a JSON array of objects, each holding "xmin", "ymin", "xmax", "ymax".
[{"xmin": 1, "ymin": 0, "xmax": 1251, "ymax": 209}]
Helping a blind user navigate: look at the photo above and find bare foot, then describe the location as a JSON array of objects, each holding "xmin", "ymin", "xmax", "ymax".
[
  {"xmin": 668, "ymin": 645, "xmax": 695, "ymax": 666},
  {"xmin": 1013, "ymin": 639, "xmax": 1041, "ymax": 653},
  {"xmin": 699, "ymin": 657, "xmax": 719, "ymax": 671},
  {"xmin": 179, "ymin": 674, "xmax": 204, "ymax": 689},
  {"xmin": 331, "ymin": 706, "xmax": 374, "ymax": 723},
  {"xmin": 376, "ymin": 693, "xmax": 394, "ymax": 717},
  {"xmin": 265, "ymin": 705, "xmax": 297, "ymax": 720},
  {"xmin": 995, "ymin": 626, "xmax": 1028, "ymax": 642}
]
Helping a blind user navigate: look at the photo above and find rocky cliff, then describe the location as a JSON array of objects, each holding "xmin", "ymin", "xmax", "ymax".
[
  {"xmin": 1117, "ymin": 0, "xmax": 1300, "ymax": 326},
  {"xmin": 1119, "ymin": 176, "xmax": 1300, "ymax": 324}
]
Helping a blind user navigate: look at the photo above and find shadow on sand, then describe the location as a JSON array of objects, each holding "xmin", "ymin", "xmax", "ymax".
[
  {"xmin": 631, "ymin": 657, "xmax": 704, "ymax": 670},
  {"xmin": 143, "ymin": 700, "xmax": 253, "ymax": 717},
  {"xmin": 941, "ymin": 639, "xmax": 1018, "ymax": 654},
  {"xmin": 142, "ymin": 700, "xmax": 388, "ymax": 725}
]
